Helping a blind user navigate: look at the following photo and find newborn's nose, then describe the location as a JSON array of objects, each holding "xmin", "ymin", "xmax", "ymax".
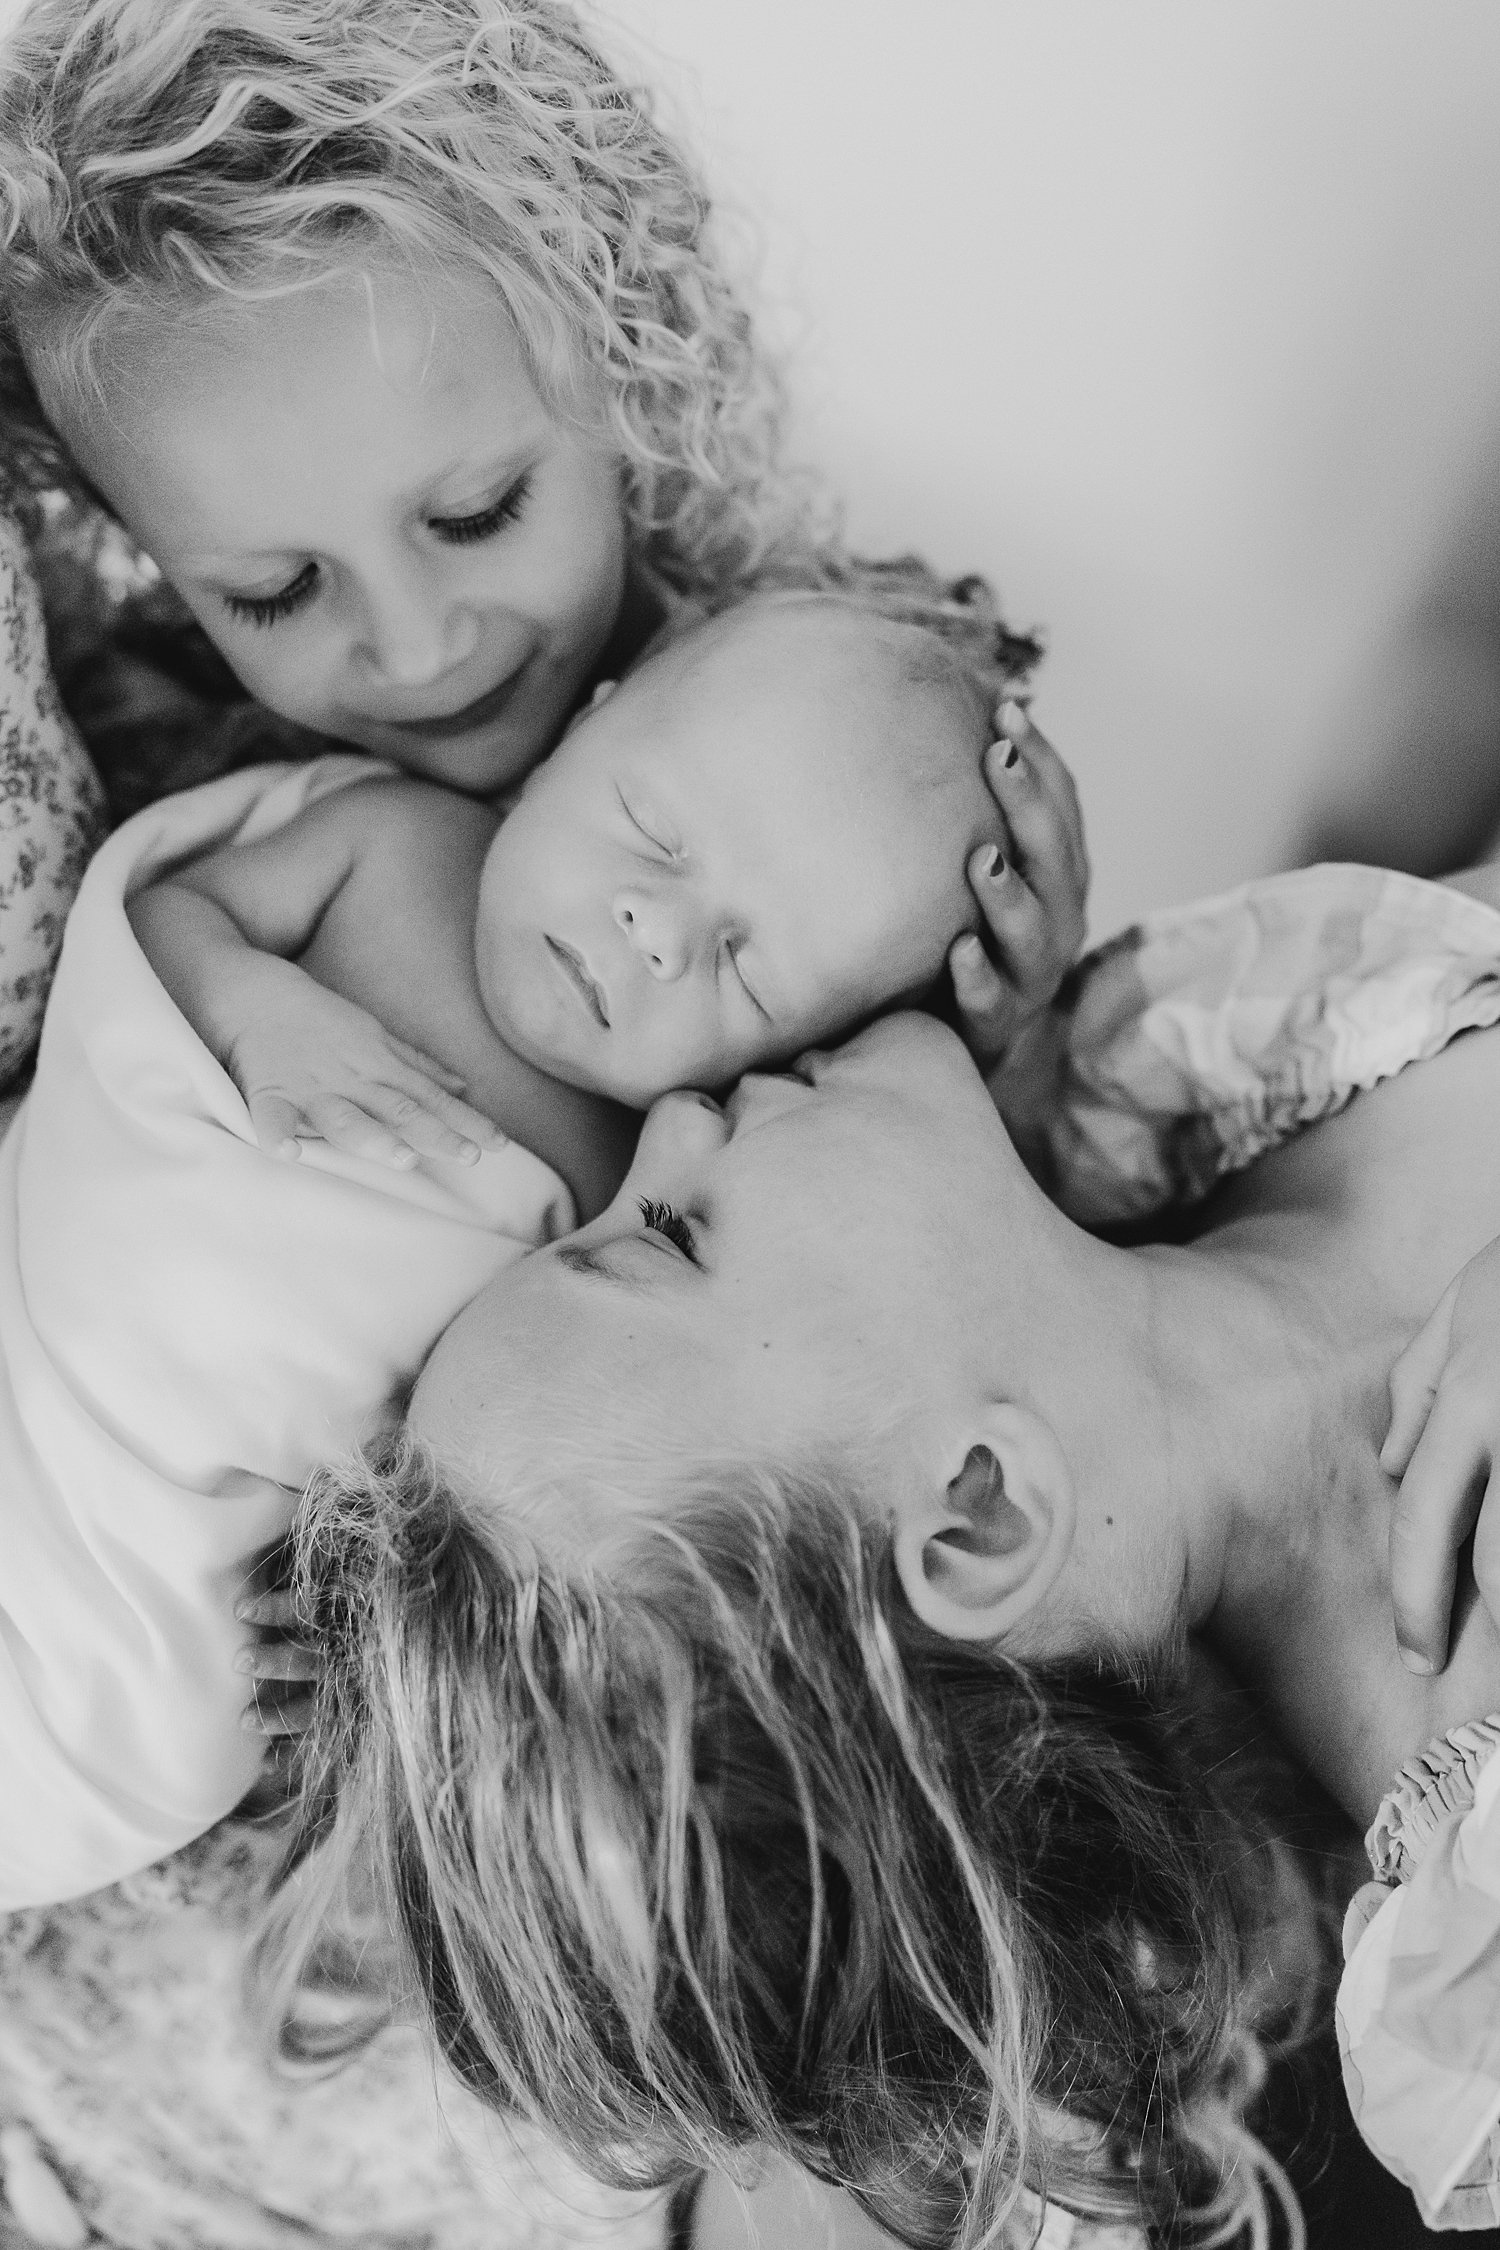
[{"xmin": 613, "ymin": 889, "xmax": 688, "ymax": 980}]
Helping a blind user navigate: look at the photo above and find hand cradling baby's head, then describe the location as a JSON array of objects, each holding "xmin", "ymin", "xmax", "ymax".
[{"xmin": 474, "ymin": 592, "xmax": 1007, "ymax": 1104}]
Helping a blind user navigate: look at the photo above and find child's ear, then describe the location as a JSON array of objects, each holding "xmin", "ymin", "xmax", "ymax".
[
  {"xmin": 893, "ymin": 1405, "xmax": 1075, "ymax": 1643},
  {"xmin": 560, "ymin": 677, "xmax": 619, "ymax": 741}
]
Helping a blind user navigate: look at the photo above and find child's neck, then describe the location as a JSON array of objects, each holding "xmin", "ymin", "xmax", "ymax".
[{"xmin": 592, "ymin": 565, "xmax": 678, "ymax": 687}]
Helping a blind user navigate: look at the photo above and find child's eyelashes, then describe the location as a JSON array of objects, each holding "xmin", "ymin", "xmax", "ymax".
[
  {"xmin": 220, "ymin": 473, "xmax": 534, "ymax": 627},
  {"xmin": 430, "ymin": 471, "xmax": 533, "ymax": 546},
  {"xmin": 224, "ymin": 562, "xmax": 318, "ymax": 629},
  {"xmin": 636, "ymin": 1196, "xmax": 700, "ymax": 1263}
]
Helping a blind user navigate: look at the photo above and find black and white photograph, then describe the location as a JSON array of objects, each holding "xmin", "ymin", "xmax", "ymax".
[{"xmin": 1, "ymin": 4, "xmax": 1500, "ymax": 2245}]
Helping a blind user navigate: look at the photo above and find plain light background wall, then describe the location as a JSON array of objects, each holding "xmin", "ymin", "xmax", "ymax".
[{"xmin": 598, "ymin": 1, "xmax": 1500, "ymax": 937}]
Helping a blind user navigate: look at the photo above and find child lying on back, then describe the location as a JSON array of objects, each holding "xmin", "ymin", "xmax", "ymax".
[{"xmin": 128, "ymin": 591, "xmax": 1087, "ymax": 1219}]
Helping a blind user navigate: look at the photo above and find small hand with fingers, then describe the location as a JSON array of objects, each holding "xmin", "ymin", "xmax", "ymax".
[
  {"xmin": 227, "ymin": 976, "xmax": 506, "ymax": 1172},
  {"xmin": 1383, "ymin": 1233, "xmax": 1500, "ymax": 1674},
  {"xmin": 236, "ymin": 1551, "xmax": 319, "ymax": 1744},
  {"xmin": 948, "ymin": 699, "xmax": 1089, "ymax": 1068}
]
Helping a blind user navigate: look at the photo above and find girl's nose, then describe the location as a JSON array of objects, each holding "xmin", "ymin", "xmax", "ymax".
[
  {"xmin": 354, "ymin": 576, "xmax": 478, "ymax": 689},
  {"xmin": 613, "ymin": 889, "xmax": 688, "ymax": 980}
]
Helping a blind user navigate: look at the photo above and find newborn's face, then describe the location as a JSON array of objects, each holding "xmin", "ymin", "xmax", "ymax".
[{"xmin": 473, "ymin": 603, "xmax": 1001, "ymax": 1104}]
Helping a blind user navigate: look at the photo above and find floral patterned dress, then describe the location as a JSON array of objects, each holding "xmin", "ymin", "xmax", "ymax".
[{"xmin": 0, "ymin": 512, "xmax": 106, "ymax": 1090}]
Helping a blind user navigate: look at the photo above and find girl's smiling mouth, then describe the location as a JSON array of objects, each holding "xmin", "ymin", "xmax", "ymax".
[
  {"xmin": 546, "ymin": 934, "xmax": 611, "ymax": 1027},
  {"xmin": 377, "ymin": 654, "xmax": 536, "ymax": 741}
]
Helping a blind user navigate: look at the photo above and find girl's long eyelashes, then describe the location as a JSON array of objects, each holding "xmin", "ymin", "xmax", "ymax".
[
  {"xmin": 430, "ymin": 471, "xmax": 533, "ymax": 546},
  {"xmin": 224, "ymin": 561, "xmax": 318, "ymax": 629},
  {"xmin": 637, "ymin": 1196, "xmax": 701, "ymax": 1264},
  {"xmin": 221, "ymin": 473, "xmax": 534, "ymax": 627}
]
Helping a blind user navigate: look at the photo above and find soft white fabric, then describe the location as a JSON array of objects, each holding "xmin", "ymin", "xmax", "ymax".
[
  {"xmin": 0, "ymin": 758, "xmax": 574, "ymax": 1909},
  {"xmin": 1339, "ymin": 1724, "xmax": 1500, "ymax": 2229},
  {"xmin": 1035, "ymin": 861, "xmax": 1500, "ymax": 1225}
]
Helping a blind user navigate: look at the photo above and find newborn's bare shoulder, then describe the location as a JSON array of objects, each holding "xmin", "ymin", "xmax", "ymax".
[
  {"xmin": 344, "ymin": 783, "xmax": 499, "ymax": 859},
  {"xmin": 328, "ymin": 775, "xmax": 501, "ymax": 891},
  {"xmin": 333, "ymin": 772, "xmax": 495, "ymax": 842}
]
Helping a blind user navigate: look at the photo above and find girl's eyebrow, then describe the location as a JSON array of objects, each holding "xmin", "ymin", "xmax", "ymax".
[
  {"xmin": 425, "ymin": 440, "xmax": 538, "ymax": 504},
  {"xmin": 186, "ymin": 446, "xmax": 541, "ymax": 567}
]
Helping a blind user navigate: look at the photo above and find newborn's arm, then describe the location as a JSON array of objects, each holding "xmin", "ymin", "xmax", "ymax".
[{"xmin": 128, "ymin": 791, "xmax": 501, "ymax": 1168}]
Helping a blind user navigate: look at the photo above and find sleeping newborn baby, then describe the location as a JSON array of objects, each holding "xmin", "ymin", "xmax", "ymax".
[
  {"xmin": 0, "ymin": 588, "xmax": 1075, "ymax": 1914},
  {"xmin": 128, "ymin": 592, "xmax": 1073, "ymax": 1220}
]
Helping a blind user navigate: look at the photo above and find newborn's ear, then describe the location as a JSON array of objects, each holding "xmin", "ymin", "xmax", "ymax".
[
  {"xmin": 559, "ymin": 677, "xmax": 619, "ymax": 740},
  {"xmin": 894, "ymin": 1406, "xmax": 1075, "ymax": 1644}
]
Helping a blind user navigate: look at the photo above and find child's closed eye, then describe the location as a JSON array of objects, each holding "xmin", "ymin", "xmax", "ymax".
[
  {"xmin": 224, "ymin": 562, "xmax": 319, "ymax": 629},
  {"xmin": 220, "ymin": 471, "xmax": 534, "ymax": 630},
  {"xmin": 429, "ymin": 470, "xmax": 533, "ymax": 546}
]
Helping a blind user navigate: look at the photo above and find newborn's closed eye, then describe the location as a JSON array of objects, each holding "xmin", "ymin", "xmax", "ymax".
[
  {"xmin": 719, "ymin": 939, "xmax": 771, "ymax": 1021},
  {"xmin": 618, "ymin": 787, "xmax": 679, "ymax": 858}
]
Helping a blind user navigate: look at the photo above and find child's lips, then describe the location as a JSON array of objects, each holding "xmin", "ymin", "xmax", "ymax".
[
  {"xmin": 376, "ymin": 655, "xmax": 534, "ymax": 741},
  {"xmin": 545, "ymin": 934, "xmax": 611, "ymax": 1028}
]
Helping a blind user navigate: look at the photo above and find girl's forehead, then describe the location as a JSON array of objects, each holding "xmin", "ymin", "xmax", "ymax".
[
  {"xmin": 37, "ymin": 269, "xmax": 576, "ymax": 555},
  {"xmin": 32, "ymin": 256, "xmax": 559, "ymax": 461},
  {"xmin": 149, "ymin": 266, "xmax": 541, "ymax": 412}
]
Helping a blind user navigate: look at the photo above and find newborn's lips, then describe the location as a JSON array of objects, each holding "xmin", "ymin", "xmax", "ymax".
[{"xmin": 546, "ymin": 934, "xmax": 611, "ymax": 1029}]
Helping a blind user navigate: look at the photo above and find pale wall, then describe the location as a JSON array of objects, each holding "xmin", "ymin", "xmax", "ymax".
[{"xmin": 599, "ymin": 0, "xmax": 1500, "ymax": 935}]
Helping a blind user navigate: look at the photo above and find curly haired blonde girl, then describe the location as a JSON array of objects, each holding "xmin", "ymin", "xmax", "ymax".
[
  {"xmin": 0, "ymin": 0, "xmax": 1038, "ymax": 822},
  {"xmin": 0, "ymin": 0, "xmax": 786, "ymax": 581}
]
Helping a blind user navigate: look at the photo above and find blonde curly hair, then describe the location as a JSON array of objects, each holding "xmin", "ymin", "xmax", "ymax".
[
  {"xmin": 0, "ymin": 0, "xmax": 801, "ymax": 596},
  {"xmin": 0, "ymin": 0, "xmax": 1040, "ymax": 816}
]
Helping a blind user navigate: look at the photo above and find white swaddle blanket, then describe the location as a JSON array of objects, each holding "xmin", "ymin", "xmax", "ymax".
[{"xmin": 0, "ymin": 757, "xmax": 574, "ymax": 1910}]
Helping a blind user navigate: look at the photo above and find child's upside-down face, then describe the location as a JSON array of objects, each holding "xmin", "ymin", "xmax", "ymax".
[
  {"xmin": 29, "ymin": 259, "xmax": 629, "ymax": 795},
  {"xmin": 475, "ymin": 598, "xmax": 1008, "ymax": 1104}
]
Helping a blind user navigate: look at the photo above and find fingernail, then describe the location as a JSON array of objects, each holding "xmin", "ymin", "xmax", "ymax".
[
  {"xmin": 999, "ymin": 699, "xmax": 1029, "ymax": 738},
  {"xmin": 233, "ymin": 1647, "xmax": 256, "ymax": 1674},
  {"xmin": 978, "ymin": 844, "xmax": 1007, "ymax": 880},
  {"xmin": 277, "ymin": 1138, "xmax": 301, "ymax": 1162},
  {"xmin": 455, "ymin": 1141, "xmax": 480, "ymax": 1166},
  {"xmin": 1397, "ymin": 1642, "xmax": 1434, "ymax": 1675},
  {"xmin": 392, "ymin": 1146, "xmax": 419, "ymax": 1169},
  {"xmin": 954, "ymin": 934, "xmax": 985, "ymax": 967},
  {"xmin": 992, "ymin": 735, "xmax": 1020, "ymax": 772}
]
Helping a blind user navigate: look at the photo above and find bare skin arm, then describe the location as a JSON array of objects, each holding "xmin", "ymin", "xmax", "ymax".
[{"xmin": 127, "ymin": 785, "xmax": 504, "ymax": 1168}]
